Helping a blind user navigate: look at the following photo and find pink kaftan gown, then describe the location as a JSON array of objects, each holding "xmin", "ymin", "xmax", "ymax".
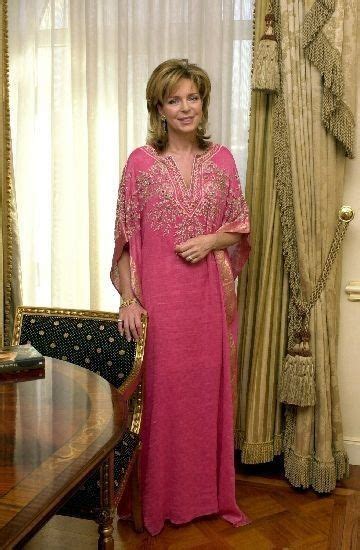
[{"xmin": 111, "ymin": 142, "xmax": 250, "ymax": 535}]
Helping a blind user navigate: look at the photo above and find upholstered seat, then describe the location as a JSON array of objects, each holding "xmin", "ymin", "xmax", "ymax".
[{"xmin": 12, "ymin": 306, "xmax": 146, "ymax": 531}]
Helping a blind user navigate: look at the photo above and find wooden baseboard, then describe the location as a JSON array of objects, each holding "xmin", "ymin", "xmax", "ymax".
[{"xmin": 344, "ymin": 438, "xmax": 360, "ymax": 466}]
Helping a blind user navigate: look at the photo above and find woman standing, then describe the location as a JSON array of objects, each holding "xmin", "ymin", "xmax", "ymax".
[{"xmin": 111, "ymin": 58, "xmax": 250, "ymax": 535}]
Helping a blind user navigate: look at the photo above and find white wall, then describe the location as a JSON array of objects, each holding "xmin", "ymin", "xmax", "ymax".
[{"xmin": 337, "ymin": 56, "xmax": 360, "ymax": 465}]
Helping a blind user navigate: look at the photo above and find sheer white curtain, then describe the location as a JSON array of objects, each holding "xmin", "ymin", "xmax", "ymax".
[{"xmin": 8, "ymin": 0, "xmax": 253, "ymax": 311}]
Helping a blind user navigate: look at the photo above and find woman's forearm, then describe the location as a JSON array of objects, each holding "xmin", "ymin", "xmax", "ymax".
[
  {"xmin": 116, "ymin": 249, "xmax": 147, "ymax": 341},
  {"xmin": 175, "ymin": 231, "xmax": 242, "ymax": 263},
  {"xmin": 116, "ymin": 249, "xmax": 135, "ymax": 301},
  {"xmin": 210, "ymin": 231, "xmax": 242, "ymax": 251}
]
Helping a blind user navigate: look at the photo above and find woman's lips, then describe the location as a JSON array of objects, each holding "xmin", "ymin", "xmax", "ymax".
[{"xmin": 179, "ymin": 117, "xmax": 194, "ymax": 124}]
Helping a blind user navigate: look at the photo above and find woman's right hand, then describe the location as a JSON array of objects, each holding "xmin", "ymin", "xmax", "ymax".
[{"xmin": 118, "ymin": 302, "xmax": 148, "ymax": 342}]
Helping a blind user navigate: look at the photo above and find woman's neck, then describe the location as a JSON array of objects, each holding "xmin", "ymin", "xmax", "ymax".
[{"xmin": 165, "ymin": 132, "xmax": 200, "ymax": 155}]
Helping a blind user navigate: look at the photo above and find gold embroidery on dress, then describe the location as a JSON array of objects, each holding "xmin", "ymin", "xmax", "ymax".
[
  {"xmin": 114, "ymin": 159, "xmax": 138, "ymax": 242},
  {"xmin": 121, "ymin": 153, "xmax": 242, "ymax": 244},
  {"xmin": 214, "ymin": 250, "xmax": 236, "ymax": 324},
  {"xmin": 116, "ymin": 145, "xmax": 249, "ymax": 246},
  {"xmin": 224, "ymin": 171, "xmax": 249, "ymax": 228},
  {"xmin": 130, "ymin": 256, "xmax": 143, "ymax": 303},
  {"xmin": 214, "ymin": 249, "xmax": 238, "ymax": 412},
  {"xmin": 228, "ymin": 331, "xmax": 238, "ymax": 411}
]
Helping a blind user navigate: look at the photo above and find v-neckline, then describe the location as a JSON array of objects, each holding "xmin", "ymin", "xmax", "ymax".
[
  {"xmin": 145, "ymin": 143, "xmax": 216, "ymax": 194},
  {"xmin": 168, "ymin": 155, "xmax": 197, "ymax": 191}
]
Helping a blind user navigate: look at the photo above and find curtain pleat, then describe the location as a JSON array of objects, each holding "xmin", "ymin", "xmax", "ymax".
[
  {"xmin": 0, "ymin": 0, "xmax": 22, "ymax": 346},
  {"xmin": 235, "ymin": 0, "xmax": 288, "ymax": 463},
  {"xmin": 0, "ymin": 0, "xmax": 4, "ymax": 344}
]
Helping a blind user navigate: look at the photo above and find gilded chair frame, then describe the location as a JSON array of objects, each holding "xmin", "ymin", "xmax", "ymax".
[
  {"xmin": 12, "ymin": 305, "xmax": 147, "ymax": 532},
  {"xmin": 12, "ymin": 305, "xmax": 147, "ymax": 437},
  {"xmin": 12, "ymin": 306, "xmax": 147, "ymax": 532}
]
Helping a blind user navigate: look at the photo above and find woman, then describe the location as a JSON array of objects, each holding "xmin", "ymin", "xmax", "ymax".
[{"xmin": 111, "ymin": 58, "xmax": 250, "ymax": 535}]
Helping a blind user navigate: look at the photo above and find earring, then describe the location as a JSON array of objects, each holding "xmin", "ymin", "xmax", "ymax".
[
  {"xmin": 161, "ymin": 115, "xmax": 167, "ymax": 133},
  {"xmin": 198, "ymin": 117, "xmax": 205, "ymax": 132}
]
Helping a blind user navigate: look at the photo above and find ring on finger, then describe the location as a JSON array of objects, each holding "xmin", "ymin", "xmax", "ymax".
[{"xmin": 187, "ymin": 255, "xmax": 193, "ymax": 261}]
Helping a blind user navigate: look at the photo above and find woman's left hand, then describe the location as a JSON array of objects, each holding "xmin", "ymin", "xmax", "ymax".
[{"xmin": 175, "ymin": 234, "xmax": 216, "ymax": 264}]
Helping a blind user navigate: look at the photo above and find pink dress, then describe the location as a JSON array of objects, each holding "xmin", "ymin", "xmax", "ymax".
[{"xmin": 111, "ymin": 143, "xmax": 250, "ymax": 535}]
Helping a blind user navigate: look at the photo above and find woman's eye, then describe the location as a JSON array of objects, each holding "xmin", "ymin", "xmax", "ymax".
[
  {"xmin": 189, "ymin": 96, "xmax": 199, "ymax": 101},
  {"xmin": 168, "ymin": 98, "xmax": 178, "ymax": 105}
]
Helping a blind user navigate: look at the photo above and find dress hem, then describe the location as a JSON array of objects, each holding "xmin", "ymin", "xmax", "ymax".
[{"xmin": 144, "ymin": 508, "xmax": 251, "ymax": 536}]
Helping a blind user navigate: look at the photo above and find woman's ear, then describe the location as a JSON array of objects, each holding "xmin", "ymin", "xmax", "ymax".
[{"xmin": 157, "ymin": 103, "xmax": 163, "ymax": 117}]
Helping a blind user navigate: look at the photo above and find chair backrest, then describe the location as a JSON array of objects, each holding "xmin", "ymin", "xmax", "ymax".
[{"xmin": 12, "ymin": 306, "xmax": 146, "ymax": 397}]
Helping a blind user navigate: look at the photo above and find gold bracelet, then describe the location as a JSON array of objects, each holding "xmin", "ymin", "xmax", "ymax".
[{"xmin": 120, "ymin": 298, "xmax": 138, "ymax": 309}]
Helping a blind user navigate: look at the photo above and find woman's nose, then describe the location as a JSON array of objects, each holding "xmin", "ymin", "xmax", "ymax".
[{"xmin": 180, "ymin": 100, "xmax": 190, "ymax": 111}]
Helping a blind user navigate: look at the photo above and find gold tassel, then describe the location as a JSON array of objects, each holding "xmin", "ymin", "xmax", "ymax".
[
  {"xmin": 252, "ymin": 14, "xmax": 280, "ymax": 93},
  {"xmin": 278, "ymin": 329, "xmax": 316, "ymax": 407}
]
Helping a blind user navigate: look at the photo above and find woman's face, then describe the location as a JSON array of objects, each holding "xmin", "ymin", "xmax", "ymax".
[{"xmin": 158, "ymin": 78, "xmax": 203, "ymax": 137}]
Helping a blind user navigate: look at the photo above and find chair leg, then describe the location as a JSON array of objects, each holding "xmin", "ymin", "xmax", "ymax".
[
  {"xmin": 97, "ymin": 509, "xmax": 115, "ymax": 550},
  {"xmin": 131, "ymin": 452, "xmax": 144, "ymax": 533},
  {"xmin": 97, "ymin": 452, "xmax": 115, "ymax": 549}
]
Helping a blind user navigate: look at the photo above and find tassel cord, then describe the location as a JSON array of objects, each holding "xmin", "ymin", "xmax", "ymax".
[
  {"xmin": 251, "ymin": 13, "xmax": 280, "ymax": 93},
  {"xmin": 291, "ymin": 216, "xmax": 351, "ymax": 320}
]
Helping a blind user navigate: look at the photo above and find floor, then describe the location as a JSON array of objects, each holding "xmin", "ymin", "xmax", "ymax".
[{"xmin": 23, "ymin": 461, "xmax": 360, "ymax": 549}]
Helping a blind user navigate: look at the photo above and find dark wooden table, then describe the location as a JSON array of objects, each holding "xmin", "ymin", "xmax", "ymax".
[{"xmin": 0, "ymin": 357, "xmax": 127, "ymax": 549}]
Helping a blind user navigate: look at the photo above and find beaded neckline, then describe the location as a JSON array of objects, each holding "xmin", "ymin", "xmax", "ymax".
[
  {"xmin": 143, "ymin": 142, "xmax": 220, "ymax": 163},
  {"xmin": 142, "ymin": 143, "xmax": 221, "ymax": 194}
]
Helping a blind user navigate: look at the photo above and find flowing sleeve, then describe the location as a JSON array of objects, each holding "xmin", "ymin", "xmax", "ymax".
[
  {"xmin": 217, "ymin": 151, "xmax": 250, "ymax": 278},
  {"xmin": 110, "ymin": 152, "xmax": 143, "ymax": 303}
]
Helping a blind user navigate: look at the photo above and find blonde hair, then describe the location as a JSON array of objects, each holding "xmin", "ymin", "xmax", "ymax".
[{"xmin": 146, "ymin": 58, "xmax": 211, "ymax": 151}]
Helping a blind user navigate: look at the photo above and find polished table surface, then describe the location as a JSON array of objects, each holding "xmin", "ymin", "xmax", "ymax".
[{"xmin": 0, "ymin": 358, "xmax": 127, "ymax": 549}]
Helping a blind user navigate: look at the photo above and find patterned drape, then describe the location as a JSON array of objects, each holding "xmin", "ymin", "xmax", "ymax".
[
  {"xmin": 278, "ymin": 0, "xmax": 357, "ymax": 493},
  {"xmin": 0, "ymin": 0, "xmax": 22, "ymax": 346},
  {"xmin": 237, "ymin": 0, "xmax": 358, "ymax": 493},
  {"xmin": 236, "ymin": 0, "xmax": 287, "ymax": 463}
]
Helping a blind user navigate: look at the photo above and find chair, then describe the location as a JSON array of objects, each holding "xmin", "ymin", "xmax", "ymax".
[{"xmin": 12, "ymin": 305, "xmax": 146, "ymax": 539}]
